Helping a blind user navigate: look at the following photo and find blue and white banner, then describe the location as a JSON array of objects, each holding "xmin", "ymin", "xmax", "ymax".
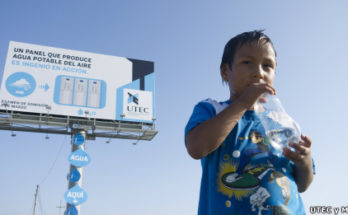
[{"xmin": 0, "ymin": 41, "xmax": 155, "ymax": 123}]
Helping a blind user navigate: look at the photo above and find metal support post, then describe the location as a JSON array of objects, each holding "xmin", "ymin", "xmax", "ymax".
[{"xmin": 65, "ymin": 129, "xmax": 87, "ymax": 215}]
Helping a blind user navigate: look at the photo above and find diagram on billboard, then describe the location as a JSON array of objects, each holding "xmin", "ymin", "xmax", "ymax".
[
  {"xmin": 88, "ymin": 79, "xmax": 101, "ymax": 108},
  {"xmin": 0, "ymin": 41, "xmax": 155, "ymax": 123},
  {"xmin": 5, "ymin": 72, "xmax": 36, "ymax": 97},
  {"xmin": 54, "ymin": 75, "xmax": 106, "ymax": 109}
]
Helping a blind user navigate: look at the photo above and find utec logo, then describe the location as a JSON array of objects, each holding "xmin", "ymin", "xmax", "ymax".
[
  {"xmin": 126, "ymin": 91, "xmax": 150, "ymax": 114},
  {"xmin": 127, "ymin": 92, "xmax": 139, "ymax": 105}
]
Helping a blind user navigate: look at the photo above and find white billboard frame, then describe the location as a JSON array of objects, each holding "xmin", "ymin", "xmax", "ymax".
[{"xmin": 0, "ymin": 41, "xmax": 157, "ymax": 140}]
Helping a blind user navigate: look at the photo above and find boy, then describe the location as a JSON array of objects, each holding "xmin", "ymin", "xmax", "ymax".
[{"xmin": 185, "ymin": 30, "xmax": 314, "ymax": 215}]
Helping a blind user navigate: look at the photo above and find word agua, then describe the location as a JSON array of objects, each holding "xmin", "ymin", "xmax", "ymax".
[{"xmin": 70, "ymin": 155, "xmax": 89, "ymax": 162}]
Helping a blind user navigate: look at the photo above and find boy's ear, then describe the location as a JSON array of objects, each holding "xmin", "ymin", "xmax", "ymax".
[{"xmin": 220, "ymin": 64, "xmax": 229, "ymax": 82}]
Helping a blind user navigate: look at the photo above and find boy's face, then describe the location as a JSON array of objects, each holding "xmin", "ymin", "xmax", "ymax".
[{"xmin": 221, "ymin": 41, "xmax": 276, "ymax": 99}]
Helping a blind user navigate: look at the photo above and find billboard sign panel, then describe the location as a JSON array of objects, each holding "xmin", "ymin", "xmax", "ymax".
[{"xmin": 0, "ymin": 41, "xmax": 155, "ymax": 122}]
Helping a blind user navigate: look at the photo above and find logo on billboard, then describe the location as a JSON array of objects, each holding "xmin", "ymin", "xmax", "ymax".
[
  {"xmin": 127, "ymin": 92, "xmax": 139, "ymax": 105},
  {"xmin": 123, "ymin": 89, "xmax": 152, "ymax": 121},
  {"xmin": 5, "ymin": 72, "xmax": 36, "ymax": 97}
]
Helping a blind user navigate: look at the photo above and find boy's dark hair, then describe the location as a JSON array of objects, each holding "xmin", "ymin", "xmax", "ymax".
[{"xmin": 220, "ymin": 30, "xmax": 277, "ymax": 70}]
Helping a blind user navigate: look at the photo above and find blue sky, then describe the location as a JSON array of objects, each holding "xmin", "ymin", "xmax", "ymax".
[{"xmin": 1, "ymin": 1, "xmax": 348, "ymax": 215}]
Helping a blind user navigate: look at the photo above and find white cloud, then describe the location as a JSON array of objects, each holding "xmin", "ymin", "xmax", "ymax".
[{"xmin": 10, "ymin": 78, "xmax": 31, "ymax": 90}]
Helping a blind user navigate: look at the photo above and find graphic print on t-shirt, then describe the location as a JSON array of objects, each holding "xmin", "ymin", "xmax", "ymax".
[{"xmin": 217, "ymin": 130, "xmax": 274, "ymax": 198}]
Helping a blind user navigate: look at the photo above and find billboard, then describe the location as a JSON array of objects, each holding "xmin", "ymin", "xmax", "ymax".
[{"xmin": 0, "ymin": 41, "xmax": 155, "ymax": 123}]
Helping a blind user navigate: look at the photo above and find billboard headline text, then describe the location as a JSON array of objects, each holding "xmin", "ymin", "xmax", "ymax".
[{"xmin": 12, "ymin": 47, "xmax": 92, "ymax": 68}]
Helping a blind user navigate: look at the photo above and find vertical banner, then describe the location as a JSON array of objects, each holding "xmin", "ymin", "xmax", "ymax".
[{"xmin": 64, "ymin": 132, "xmax": 89, "ymax": 210}]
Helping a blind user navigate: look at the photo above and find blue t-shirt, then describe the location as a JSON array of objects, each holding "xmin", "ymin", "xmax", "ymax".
[{"xmin": 185, "ymin": 99, "xmax": 314, "ymax": 215}]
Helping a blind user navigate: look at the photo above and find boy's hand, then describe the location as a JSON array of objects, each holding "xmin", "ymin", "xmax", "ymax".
[
  {"xmin": 282, "ymin": 135, "xmax": 312, "ymax": 167},
  {"xmin": 282, "ymin": 134, "xmax": 314, "ymax": 192},
  {"xmin": 235, "ymin": 83, "xmax": 276, "ymax": 109}
]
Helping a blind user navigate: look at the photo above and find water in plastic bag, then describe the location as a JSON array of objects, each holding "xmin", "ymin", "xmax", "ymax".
[{"xmin": 254, "ymin": 94, "xmax": 301, "ymax": 151}]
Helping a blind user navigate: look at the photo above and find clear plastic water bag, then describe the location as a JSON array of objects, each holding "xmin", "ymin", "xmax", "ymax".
[{"xmin": 254, "ymin": 94, "xmax": 301, "ymax": 151}]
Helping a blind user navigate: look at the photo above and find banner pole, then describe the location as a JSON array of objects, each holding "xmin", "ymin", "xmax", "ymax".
[{"xmin": 65, "ymin": 129, "xmax": 86, "ymax": 215}]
